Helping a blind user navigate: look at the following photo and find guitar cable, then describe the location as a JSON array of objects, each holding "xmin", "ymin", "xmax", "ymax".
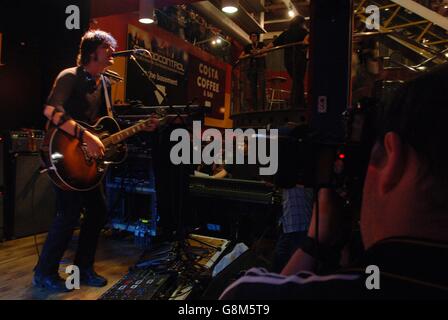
[{"xmin": 31, "ymin": 166, "xmax": 41, "ymax": 259}]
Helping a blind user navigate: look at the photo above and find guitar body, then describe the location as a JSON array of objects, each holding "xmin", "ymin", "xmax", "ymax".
[{"xmin": 40, "ymin": 116, "xmax": 127, "ymax": 191}]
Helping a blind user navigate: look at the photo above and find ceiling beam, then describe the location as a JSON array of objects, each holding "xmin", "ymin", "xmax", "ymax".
[
  {"xmin": 265, "ymin": 18, "xmax": 291, "ymax": 24},
  {"xmin": 240, "ymin": 0, "xmax": 266, "ymax": 13},
  {"xmin": 391, "ymin": 0, "xmax": 448, "ymax": 31},
  {"xmin": 192, "ymin": 1, "xmax": 252, "ymax": 45},
  {"xmin": 91, "ymin": 0, "xmax": 202, "ymax": 18}
]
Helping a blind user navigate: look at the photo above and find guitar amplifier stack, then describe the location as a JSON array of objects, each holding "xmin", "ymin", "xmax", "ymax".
[{"xmin": 2, "ymin": 129, "xmax": 56, "ymax": 239}]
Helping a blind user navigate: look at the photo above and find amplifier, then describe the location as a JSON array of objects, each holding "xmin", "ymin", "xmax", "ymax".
[
  {"xmin": 0, "ymin": 191, "xmax": 3, "ymax": 240},
  {"xmin": 9, "ymin": 130, "xmax": 45, "ymax": 153}
]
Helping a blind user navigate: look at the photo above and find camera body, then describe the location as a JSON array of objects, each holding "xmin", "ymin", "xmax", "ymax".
[{"xmin": 275, "ymin": 97, "xmax": 378, "ymax": 213}]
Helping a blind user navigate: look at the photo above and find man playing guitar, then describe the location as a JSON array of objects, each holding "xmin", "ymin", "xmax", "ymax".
[{"xmin": 34, "ymin": 29, "xmax": 157, "ymax": 292}]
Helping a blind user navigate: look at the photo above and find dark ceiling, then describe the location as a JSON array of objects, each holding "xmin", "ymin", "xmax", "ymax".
[{"xmin": 91, "ymin": 0, "xmax": 310, "ymax": 37}]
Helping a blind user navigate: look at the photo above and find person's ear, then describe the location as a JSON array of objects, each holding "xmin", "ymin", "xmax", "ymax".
[{"xmin": 379, "ymin": 132, "xmax": 406, "ymax": 195}]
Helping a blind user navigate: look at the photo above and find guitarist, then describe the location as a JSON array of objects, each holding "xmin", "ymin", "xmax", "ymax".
[{"xmin": 33, "ymin": 30, "xmax": 157, "ymax": 292}]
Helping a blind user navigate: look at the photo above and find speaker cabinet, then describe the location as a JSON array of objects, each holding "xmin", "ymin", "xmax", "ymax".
[
  {"xmin": 5, "ymin": 153, "xmax": 56, "ymax": 239},
  {"xmin": 0, "ymin": 135, "xmax": 4, "ymax": 187},
  {"xmin": 0, "ymin": 136, "xmax": 4, "ymax": 240},
  {"xmin": 0, "ymin": 192, "xmax": 4, "ymax": 241}
]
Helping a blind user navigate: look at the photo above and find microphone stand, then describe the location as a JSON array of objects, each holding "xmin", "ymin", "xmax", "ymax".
[
  {"xmin": 129, "ymin": 54, "xmax": 169, "ymax": 105},
  {"xmin": 129, "ymin": 53, "xmax": 214, "ymax": 275}
]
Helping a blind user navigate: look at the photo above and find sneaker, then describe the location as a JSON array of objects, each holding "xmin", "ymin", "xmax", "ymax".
[
  {"xmin": 32, "ymin": 273, "xmax": 73, "ymax": 293},
  {"xmin": 80, "ymin": 268, "xmax": 108, "ymax": 287}
]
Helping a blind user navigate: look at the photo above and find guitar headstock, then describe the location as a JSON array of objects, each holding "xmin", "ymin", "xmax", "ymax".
[{"xmin": 137, "ymin": 106, "xmax": 195, "ymax": 131}]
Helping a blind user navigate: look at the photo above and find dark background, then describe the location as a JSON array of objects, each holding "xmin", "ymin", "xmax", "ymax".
[{"xmin": 0, "ymin": 0, "xmax": 90, "ymax": 130}]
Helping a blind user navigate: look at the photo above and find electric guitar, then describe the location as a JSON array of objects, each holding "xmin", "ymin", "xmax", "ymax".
[{"xmin": 40, "ymin": 115, "xmax": 166, "ymax": 191}]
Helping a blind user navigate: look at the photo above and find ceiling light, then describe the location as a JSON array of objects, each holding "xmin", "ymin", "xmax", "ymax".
[
  {"xmin": 139, "ymin": 0, "xmax": 154, "ymax": 24},
  {"xmin": 222, "ymin": 0, "xmax": 239, "ymax": 13},
  {"xmin": 288, "ymin": 10, "xmax": 295, "ymax": 18}
]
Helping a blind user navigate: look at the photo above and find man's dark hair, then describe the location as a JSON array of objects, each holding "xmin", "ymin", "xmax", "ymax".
[
  {"xmin": 77, "ymin": 29, "xmax": 117, "ymax": 66},
  {"xmin": 250, "ymin": 32, "xmax": 260, "ymax": 40},
  {"xmin": 376, "ymin": 63, "xmax": 448, "ymax": 209}
]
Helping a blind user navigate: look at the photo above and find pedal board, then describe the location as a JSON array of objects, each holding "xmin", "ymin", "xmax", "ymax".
[
  {"xmin": 99, "ymin": 236, "xmax": 230, "ymax": 300},
  {"xmin": 99, "ymin": 268, "xmax": 177, "ymax": 300}
]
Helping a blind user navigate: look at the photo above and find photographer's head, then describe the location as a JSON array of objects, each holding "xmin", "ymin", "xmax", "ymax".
[{"xmin": 361, "ymin": 64, "xmax": 448, "ymax": 248}]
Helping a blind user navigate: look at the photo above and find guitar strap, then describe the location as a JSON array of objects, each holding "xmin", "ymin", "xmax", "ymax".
[{"xmin": 101, "ymin": 74, "xmax": 114, "ymax": 118}]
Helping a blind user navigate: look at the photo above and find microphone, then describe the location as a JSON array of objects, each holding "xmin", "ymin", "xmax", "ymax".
[{"xmin": 112, "ymin": 49, "xmax": 149, "ymax": 58}]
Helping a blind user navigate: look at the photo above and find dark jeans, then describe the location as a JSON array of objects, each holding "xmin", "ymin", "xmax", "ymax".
[
  {"xmin": 272, "ymin": 231, "xmax": 307, "ymax": 273},
  {"xmin": 34, "ymin": 185, "xmax": 107, "ymax": 276},
  {"xmin": 248, "ymin": 70, "xmax": 266, "ymax": 111}
]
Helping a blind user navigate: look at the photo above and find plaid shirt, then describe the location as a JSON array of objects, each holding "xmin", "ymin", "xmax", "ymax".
[{"xmin": 279, "ymin": 186, "xmax": 313, "ymax": 233}]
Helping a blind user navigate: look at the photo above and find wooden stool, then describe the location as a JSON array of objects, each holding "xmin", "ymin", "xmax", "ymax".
[{"xmin": 267, "ymin": 76, "xmax": 289, "ymax": 110}]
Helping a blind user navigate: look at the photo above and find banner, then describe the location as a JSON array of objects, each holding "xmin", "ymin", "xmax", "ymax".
[
  {"xmin": 126, "ymin": 24, "xmax": 188, "ymax": 106},
  {"xmin": 188, "ymin": 56, "xmax": 225, "ymax": 120}
]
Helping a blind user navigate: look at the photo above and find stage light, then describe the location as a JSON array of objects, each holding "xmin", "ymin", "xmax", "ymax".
[
  {"xmin": 222, "ymin": 0, "xmax": 239, "ymax": 13},
  {"xmin": 339, "ymin": 153, "xmax": 346, "ymax": 160},
  {"xmin": 139, "ymin": 0, "xmax": 154, "ymax": 24}
]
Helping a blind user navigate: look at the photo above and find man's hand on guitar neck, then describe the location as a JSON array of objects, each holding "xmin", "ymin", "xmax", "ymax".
[
  {"xmin": 83, "ymin": 131, "xmax": 105, "ymax": 159},
  {"xmin": 141, "ymin": 114, "xmax": 160, "ymax": 132}
]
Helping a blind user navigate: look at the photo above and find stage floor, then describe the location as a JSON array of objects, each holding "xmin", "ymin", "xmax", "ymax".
[{"xmin": 0, "ymin": 231, "xmax": 142, "ymax": 300}]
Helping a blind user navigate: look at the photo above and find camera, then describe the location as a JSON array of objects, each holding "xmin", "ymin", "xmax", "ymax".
[{"xmin": 274, "ymin": 96, "xmax": 379, "ymax": 212}]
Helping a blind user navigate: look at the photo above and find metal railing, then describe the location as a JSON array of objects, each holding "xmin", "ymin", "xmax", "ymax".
[{"xmin": 231, "ymin": 41, "xmax": 308, "ymax": 115}]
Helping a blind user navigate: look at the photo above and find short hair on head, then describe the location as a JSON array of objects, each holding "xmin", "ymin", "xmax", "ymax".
[
  {"xmin": 77, "ymin": 29, "xmax": 117, "ymax": 66},
  {"xmin": 375, "ymin": 63, "xmax": 448, "ymax": 210},
  {"xmin": 249, "ymin": 32, "xmax": 260, "ymax": 40}
]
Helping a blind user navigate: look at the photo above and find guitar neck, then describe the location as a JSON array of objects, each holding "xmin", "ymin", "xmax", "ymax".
[
  {"xmin": 102, "ymin": 117, "xmax": 153, "ymax": 147},
  {"xmin": 101, "ymin": 114, "xmax": 189, "ymax": 147}
]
